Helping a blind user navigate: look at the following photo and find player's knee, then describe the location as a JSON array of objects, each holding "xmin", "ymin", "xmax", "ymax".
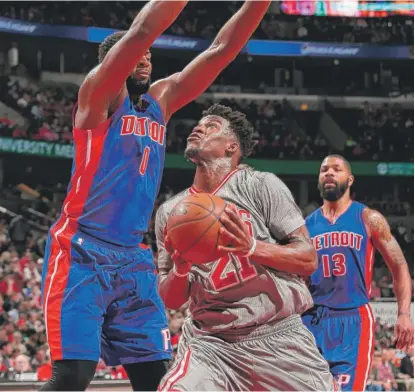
[
  {"xmin": 38, "ymin": 360, "xmax": 97, "ymax": 391},
  {"xmin": 124, "ymin": 360, "xmax": 169, "ymax": 391}
]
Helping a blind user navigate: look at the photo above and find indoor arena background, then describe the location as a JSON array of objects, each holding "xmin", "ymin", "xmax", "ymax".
[{"xmin": 0, "ymin": 1, "xmax": 413, "ymax": 391}]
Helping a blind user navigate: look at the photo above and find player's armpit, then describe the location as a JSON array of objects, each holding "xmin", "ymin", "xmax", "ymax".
[
  {"xmin": 363, "ymin": 208, "xmax": 412, "ymax": 316},
  {"xmin": 253, "ymin": 225, "xmax": 318, "ymax": 276},
  {"xmin": 150, "ymin": 1, "xmax": 271, "ymax": 120},
  {"xmin": 80, "ymin": 1, "xmax": 187, "ymax": 106}
]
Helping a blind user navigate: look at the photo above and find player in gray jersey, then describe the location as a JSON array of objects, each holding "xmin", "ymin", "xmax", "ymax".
[{"xmin": 156, "ymin": 104, "xmax": 336, "ymax": 391}]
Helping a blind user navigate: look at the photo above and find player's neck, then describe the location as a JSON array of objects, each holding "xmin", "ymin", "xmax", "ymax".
[
  {"xmin": 193, "ymin": 161, "xmax": 236, "ymax": 193},
  {"xmin": 322, "ymin": 197, "xmax": 352, "ymax": 220},
  {"xmin": 130, "ymin": 95, "xmax": 143, "ymax": 108}
]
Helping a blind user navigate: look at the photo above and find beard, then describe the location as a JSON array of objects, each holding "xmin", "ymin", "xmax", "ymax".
[
  {"xmin": 184, "ymin": 145, "xmax": 200, "ymax": 164},
  {"xmin": 126, "ymin": 76, "xmax": 151, "ymax": 97},
  {"xmin": 318, "ymin": 180, "xmax": 349, "ymax": 202}
]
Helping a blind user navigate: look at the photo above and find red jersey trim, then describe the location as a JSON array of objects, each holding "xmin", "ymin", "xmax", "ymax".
[{"xmin": 189, "ymin": 168, "xmax": 240, "ymax": 195}]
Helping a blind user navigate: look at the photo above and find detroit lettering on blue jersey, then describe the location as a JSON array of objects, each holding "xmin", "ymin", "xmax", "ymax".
[
  {"xmin": 305, "ymin": 201, "xmax": 374, "ymax": 309},
  {"xmin": 59, "ymin": 94, "xmax": 166, "ymax": 247}
]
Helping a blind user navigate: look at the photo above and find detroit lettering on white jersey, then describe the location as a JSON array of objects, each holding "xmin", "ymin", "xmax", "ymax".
[{"xmin": 156, "ymin": 167, "xmax": 313, "ymax": 339}]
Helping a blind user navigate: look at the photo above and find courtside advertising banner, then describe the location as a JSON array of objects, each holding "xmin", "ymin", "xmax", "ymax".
[{"xmin": 371, "ymin": 302, "xmax": 414, "ymax": 326}]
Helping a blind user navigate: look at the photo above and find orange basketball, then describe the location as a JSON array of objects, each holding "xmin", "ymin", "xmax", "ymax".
[{"xmin": 166, "ymin": 193, "xmax": 227, "ymax": 264}]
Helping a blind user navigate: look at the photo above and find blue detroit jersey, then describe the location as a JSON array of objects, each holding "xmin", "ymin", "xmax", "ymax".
[
  {"xmin": 62, "ymin": 94, "xmax": 166, "ymax": 247},
  {"xmin": 305, "ymin": 202, "xmax": 375, "ymax": 309}
]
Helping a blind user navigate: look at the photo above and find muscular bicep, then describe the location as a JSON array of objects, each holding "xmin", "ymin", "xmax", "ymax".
[{"xmin": 363, "ymin": 208, "xmax": 407, "ymax": 269}]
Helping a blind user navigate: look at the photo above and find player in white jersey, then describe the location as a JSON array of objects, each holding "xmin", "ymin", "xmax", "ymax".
[{"xmin": 155, "ymin": 104, "xmax": 337, "ymax": 391}]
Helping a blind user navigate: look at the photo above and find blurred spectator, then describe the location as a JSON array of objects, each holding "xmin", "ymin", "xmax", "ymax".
[
  {"xmin": 2, "ymin": 73, "xmax": 413, "ymax": 161},
  {"xmin": 0, "ymin": 3, "xmax": 412, "ymax": 45},
  {"xmin": 398, "ymin": 346, "xmax": 414, "ymax": 391}
]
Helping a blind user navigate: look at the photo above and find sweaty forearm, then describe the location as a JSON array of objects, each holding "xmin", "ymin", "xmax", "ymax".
[
  {"xmin": 391, "ymin": 264, "xmax": 412, "ymax": 315},
  {"xmin": 252, "ymin": 240, "xmax": 317, "ymax": 276},
  {"xmin": 159, "ymin": 271, "xmax": 190, "ymax": 310}
]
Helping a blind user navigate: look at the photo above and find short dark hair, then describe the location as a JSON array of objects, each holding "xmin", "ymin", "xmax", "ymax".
[
  {"xmin": 202, "ymin": 104, "xmax": 256, "ymax": 160},
  {"xmin": 98, "ymin": 31, "xmax": 127, "ymax": 63},
  {"xmin": 326, "ymin": 154, "xmax": 352, "ymax": 173}
]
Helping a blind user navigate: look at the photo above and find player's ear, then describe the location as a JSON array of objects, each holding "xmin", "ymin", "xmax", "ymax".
[
  {"xmin": 225, "ymin": 141, "xmax": 239, "ymax": 157},
  {"xmin": 348, "ymin": 174, "xmax": 354, "ymax": 187}
]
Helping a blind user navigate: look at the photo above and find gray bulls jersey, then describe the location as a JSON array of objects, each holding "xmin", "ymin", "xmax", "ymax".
[{"xmin": 155, "ymin": 167, "xmax": 314, "ymax": 340}]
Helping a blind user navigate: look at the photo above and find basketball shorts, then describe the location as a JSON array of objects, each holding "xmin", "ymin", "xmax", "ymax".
[
  {"xmin": 302, "ymin": 304, "xmax": 375, "ymax": 391},
  {"xmin": 41, "ymin": 227, "xmax": 172, "ymax": 366},
  {"xmin": 158, "ymin": 315, "xmax": 336, "ymax": 391}
]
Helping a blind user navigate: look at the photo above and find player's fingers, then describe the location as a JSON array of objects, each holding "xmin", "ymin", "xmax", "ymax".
[
  {"xmin": 407, "ymin": 329, "xmax": 414, "ymax": 345},
  {"xmin": 224, "ymin": 204, "xmax": 245, "ymax": 229},
  {"xmin": 230, "ymin": 203, "xmax": 239, "ymax": 214},
  {"xmin": 218, "ymin": 226, "xmax": 238, "ymax": 247},
  {"xmin": 400, "ymin": 332, "xmax": 410, "ymax": 351},
  {"xmin": 393, "ymin": 325, "xmax": 399, "ymax": 343},
  {"xmin": 401, "ymin": 334, "xmax": 410, "ymax": 352},
  {"xmin": 217, "ymin": 245, "xmax": 238, "ymax": 253},
  {"xmin": 404, "ymin": 329, "xmax": 413, "ymax": 349},
  {"xmin": 395, "ymin": 332, "xmax": 403, "ymax": 349},
  {"xmin": 397, "ymin": 330, "xmax": 408, "ymax": 350},
  {"xmin": 220, "ymin": 211, "xmax": 241, "ymax": 235}
]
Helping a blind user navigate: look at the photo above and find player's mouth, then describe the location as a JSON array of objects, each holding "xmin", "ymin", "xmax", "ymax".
[
  {"xmin": 323, "ymin": 180, "xmax": 337, "ymax": 188},
  {"xmin": 135, "ymin": 69, "xmax": 150, "ymax": 78},
  {"xmin": 187, "ymin": 134, "xmax": 202, "ymax": 142}
]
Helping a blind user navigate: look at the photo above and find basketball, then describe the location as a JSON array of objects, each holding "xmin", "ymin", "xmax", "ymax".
[{"xmin": 166, "ymin": 193, "xmax": 227, "ymax": 264}]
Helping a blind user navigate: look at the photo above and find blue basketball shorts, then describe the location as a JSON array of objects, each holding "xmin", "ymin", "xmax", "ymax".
[
  {"xmin": 302, "ymin": 304, "xmax": 375, "ymax": 391},
  {"xmin": 41, "ymin": 221, "xmax": 172, "ymax": 366}
]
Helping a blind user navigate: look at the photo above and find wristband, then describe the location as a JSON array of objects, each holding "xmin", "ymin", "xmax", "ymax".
[
  {"xmin": 398, "ymin": 312, "xmax": 411, "ymax": 317},
  {"xmin": 173, "ymin": 264, "xmax": 189, "ymax": 278},
  {"xmin": 244, "ymin": 238, "xmax": 257, "ymax": 258}
]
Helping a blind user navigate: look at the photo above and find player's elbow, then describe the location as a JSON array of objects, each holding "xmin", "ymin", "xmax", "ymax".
[
  {"xmin": 302, "ymin": 248, "xmax": 318, "ymax": 276},
  {"xmin": 208, "ymin": 42, "xmax": 238, "ymax": 64}
]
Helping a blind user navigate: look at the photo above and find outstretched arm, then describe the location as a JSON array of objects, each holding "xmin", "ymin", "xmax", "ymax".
[
  {"xmin": 363, "ymin": 208, "xmax": 413, "ymax": 350},
  {"xmin": 79, "ymin": 1, "xmax": 188, "ymax": 110},
  {"xmin": 151, "ymin": 1, "xmax": 271, "ymax": 120}
]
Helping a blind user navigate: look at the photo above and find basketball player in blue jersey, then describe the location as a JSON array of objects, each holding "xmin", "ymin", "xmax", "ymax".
[
  {"xmin": 303, "ymin": 155, "xmax": 414, "ymax": 392},
  {"xmin": 40, "ymin": 1, "xmax": 271, "ymax": 390}
]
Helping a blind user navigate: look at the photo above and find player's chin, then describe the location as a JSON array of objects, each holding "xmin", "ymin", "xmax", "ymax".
[
  {"xmin": 134, "ymin": 75, "xmax": 150, "ymax": 84},
  {"xmin": 184, "ymin": 146, "xmax": 200, "ymax": 162},
  {"xmin": 322, "ymin": 190, "xmax": 341, "ymax": 202}
]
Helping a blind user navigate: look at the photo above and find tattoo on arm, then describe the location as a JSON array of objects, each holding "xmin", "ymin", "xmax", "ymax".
[
  {"xmin": 364, "ymin": 208, "xmax": 392, "ymax": 242},
  {"xmin": 363, "ymin": 208, "xmax": 406, "ymax": 266},
  {"xmin": 282, "ymin": 226, "xmax": 313, "ymax": 246}
]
